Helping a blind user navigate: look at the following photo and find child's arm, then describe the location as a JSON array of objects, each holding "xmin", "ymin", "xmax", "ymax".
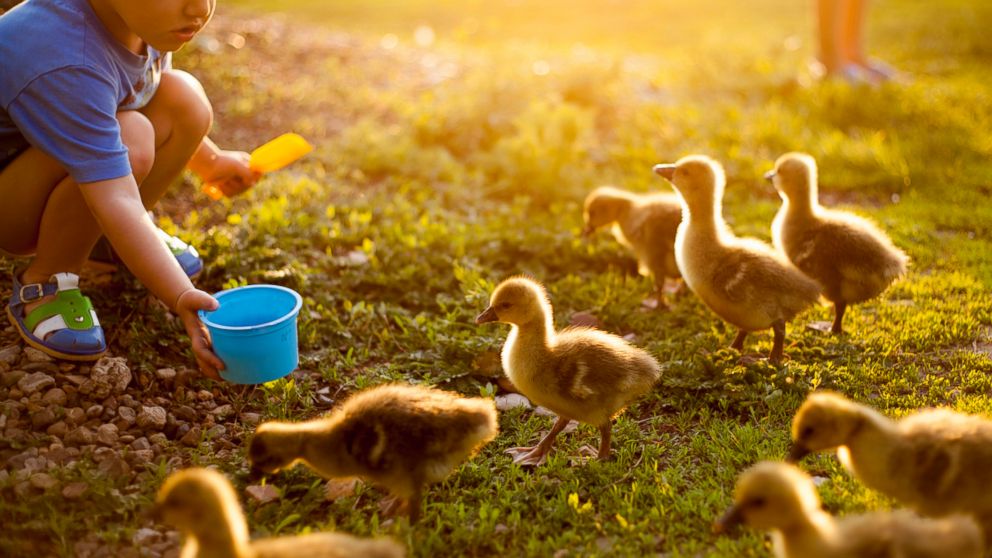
[
  {"xmin": 188, "ymin": 136, "xmax": 258, "ymax": 197},
  {"xmin": 77, "ymin": 175, "xmax": 225, "ymax": 379}
]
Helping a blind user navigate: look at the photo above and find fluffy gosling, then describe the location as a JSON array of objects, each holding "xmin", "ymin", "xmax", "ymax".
[
  {"xmin": 789, "ymin": 391, "xmax": 992, "ymax": 531},
  {"xmin": 715, "ymin": 461, "xmax": 983, "ymax": 558},
  {"xmin": 582, "ymin": 185, "xmax": 683, "ymax": 307},
  {"xmin": 248, "ymin": 383, "xmax": 498, "ymax": 522},
  {"xmin": 151, "ymin": 467, "xmax": 404, "ymax": 558},
  {"xmin": 654, "ymin": 156, "xmax": 821, "ymax": 363},
  {"xmin": 768, "ymin": 153, "xmax": 909, "ymax": 334},
  {"xmin": 476, "ymin": 276, "xmax": 661, "ymax": 466}
]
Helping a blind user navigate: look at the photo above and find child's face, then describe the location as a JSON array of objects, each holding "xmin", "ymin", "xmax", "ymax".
[{"xmin": 109, "ymin": 0, "xmax": 216, "ymax": 52}]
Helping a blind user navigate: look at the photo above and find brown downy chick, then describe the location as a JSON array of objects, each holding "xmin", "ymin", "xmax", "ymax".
[
  {"xmin": 582, "ymin": 186, "xmax": 683, "ymax": 307},
  {"xmin": 151, "ymin": 468, "xmax": 405, "ymax": 558},
  {"xmin": 715, "ymin": 461, "xmax": 983, "ymax": 558},
  {"xmin": 789, "ymin": 391, "xmax": 992, "ymax": 538},
  {"xmin": 768, "ymin": 153, "xmax": 909, "ymax": 334},
  {"xmin": 654, "ymin": 156, "xmax": 821, "ymax": 363},
  {"xmin": 476, "ymin": 276, "xmax": 660, "ymax": 466},
  {"xmin": 248, "ymin": 384, "xmax": 498, "ymax": 522}
]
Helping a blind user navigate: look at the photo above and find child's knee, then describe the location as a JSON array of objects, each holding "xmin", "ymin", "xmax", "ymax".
[
  {"xmin": 117, "ymin": 111, "xmax": 156, "ymax": 182},
  {"xmin": 159, "ymin": 70, "xmax": 213, "ymax": 139}
]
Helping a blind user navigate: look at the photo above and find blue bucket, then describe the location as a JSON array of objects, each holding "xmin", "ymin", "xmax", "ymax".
[{"xmin": 199, "ymin": 284, "xmax": 303, "ymax": 384}]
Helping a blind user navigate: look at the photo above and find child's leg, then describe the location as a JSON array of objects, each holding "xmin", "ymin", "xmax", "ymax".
[
  {"xmin": 816, "ymin": 0, "xmax": 844, "ymax": 73},
  {"xmin": 840, "ymin": 0, "xmax": 868, "ymax": 65},
  {"xmin": 135, "ymin": 69, "xmax": 213, "ymax": 209},
  {"xmin": 0, "ymin": 111, "xmax": 155, "ymax": 287}
]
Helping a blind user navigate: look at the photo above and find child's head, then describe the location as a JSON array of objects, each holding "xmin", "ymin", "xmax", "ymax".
[{"xmin": 94, "ymin": 0, "xmax": 216, "ymax": 52}]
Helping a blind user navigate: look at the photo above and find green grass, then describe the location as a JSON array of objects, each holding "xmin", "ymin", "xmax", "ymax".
[{"xmin": 3, "ymin": 0, "xmax": 992, "ymax": 555}]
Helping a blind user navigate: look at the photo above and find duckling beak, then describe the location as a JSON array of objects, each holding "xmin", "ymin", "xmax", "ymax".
[
  {"xmin": 712, "ymin": 505, "xmax": 744, "ymax": 535},
  {"xmin": 763, "ymin": 169, "xmax": 777, "ymax": 182},
  {"xmin": 653, "ymin": 164, "xmax": 676, "ymax": 181},
  {"xmin": 475, "ymin": 306, "xmax": 499, "ymax": 324},
  {"xmin": 785, "ymin": 442, "xmax": 810, "ymax": 463}
]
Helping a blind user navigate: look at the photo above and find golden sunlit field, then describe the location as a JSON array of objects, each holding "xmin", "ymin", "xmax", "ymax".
[{"xmin": 2, "ymin": 0, "xmax": 992, "ymax": 556}]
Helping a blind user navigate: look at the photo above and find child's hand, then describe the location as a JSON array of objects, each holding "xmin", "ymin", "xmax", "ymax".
[
  {"xmin": 175, "ymin": 289, "xmax": 225, "ymax": 380},
  {"xmin": 202, "ymin": 150, "xmax": 259, "ymax": 198}
]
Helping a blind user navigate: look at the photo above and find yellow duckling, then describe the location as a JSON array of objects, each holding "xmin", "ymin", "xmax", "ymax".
[
  {"xmin": 475, "ymin": 276, "xmax": 660, "ymax": 466},
  {"xmin": 582, "ymin": 185, "xmax": 683, "ymax": 307},
  {"xmin": 768, "ymin": 153, "xmax": 909, "ymax": 334},
  {"xmin": 248, "ymin": 383, "xmax": 498, "ymax": 522},
  {"xmin": 151, "ymin": 467, "xmax": 405, "ymax": 558},
  {"xmin": 789, "ymin": 391, "xmax": 992, "ymax": 533},
  {"xmin": 654, "ymin": 156, "xmax": 821, "ymax": 363},
  {"xmin": 715, "ymin": 461, "xmax": 983, "ymax": 558}
]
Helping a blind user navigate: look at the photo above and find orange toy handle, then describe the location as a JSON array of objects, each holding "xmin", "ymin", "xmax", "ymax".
[{"xmin": 202, "ymin": 133, "xmax": 313, "ymax": 200}]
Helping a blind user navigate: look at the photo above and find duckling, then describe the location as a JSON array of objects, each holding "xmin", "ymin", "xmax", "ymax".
[
  {"xmin": 654, "ymin": 156, "xmax": 821, "ymax": 363},
  {"xmin": 788, "ymin": 391, "xmax": 992, "ymax": 529},
  {"xmin": 715, "ymin": 461, "xmax": 983, "ymax": 558},
  {"xmin": 151, "ymin": 467, "xmax": 405, "ymax": 558},
  {"xmin": 582, "ymin": 185, "xmax": 683, "ymax": 307},
  {"xmin": 768, "ymin": 153, "xmax": 909, "ymax": 334},
  {"xmin": 475, "ymin": 276, "xmax": 660, "ymax": 466},
  {"xmin": 248, "ymin": 383, "xmax": 498, "ymax": 522}
]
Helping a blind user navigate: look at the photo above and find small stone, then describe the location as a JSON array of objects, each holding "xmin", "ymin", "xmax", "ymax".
[
  {"xmin": 210, "ymin": 404, "xmax": 233, "ymax": 419},
  {"xmin": 86, "ymin": 404, "xmax": 104, "ymax": 419},
  {"xmin": 17, "ymin": 372, "xmax": 55, "ymax": 395},
  {"xmin": 154, "ymin": 368, "xmax": 176, "ymax": 382},
  {"xmin": 324, "ymin": 478, "xmax": 359, "ymax": 501},
  {"xmin": 495, "ymin": 393, "xmax": 531, "ymax": 411},
  {"xmin": 131, "ymin": 437, "xmax": 151, "ymax": 451},
  {"xmin": 129, "ymin": 449, "xmax": 155, "ymax": 465},
  {"xmin": 62, "ymin": 482, "xmax": 89, "ymax": 499},
  {"xmin": 41, "ymin": 388, "xmax": 67, "ymax": 406},
  {"xmin": 90, "ymin": 356, "xmax": 131, "ymax": 394},
  {"xmin": 133, "ymin": 528, "xmax": 161, "ymax": 546},
  {"xmin": 31, "ymin": 408, "xmax": 57, "ymax": 430},
  {"xmin": 0, "ymin": 345, "xmax": 21, "ymax": 365},
  {"xmin": 534, "ymin": 406, "xmax": 558, "ymax": 417},
  {"xmin": 241, "ymin": 412, "xmax": 261, "ymax": 425},
  {"xmin": 245, "ymin": 484, "xmax": 280, "ymax": 505},
  {"xmin": 1, "ymin": 370, "xmax": 25, "ymax": 388},
  {"xmin": 46, "ymin": 421, "xmax": 68, "ymax": 437},
  {"xmin": 65, "ymin": 426, "xmax": 95, "ymax": 446},
  {"xmin": 205, "ymin": 425, "xmax": 226, "ymax": 439},
  {"xmin": 95, "ymin": 423, "xmax": 118, "ymax": 446},
  {"xmin": 97, "ymin": 456, "xmax": 130, "ymax": 477},
  {"xmin": 148, "ymin": 433, "xmax": 168, "ymax": 445},
  {"xmin": 29, "ymin": 472, "xmax": 58, "ymax": 490},
  {"xmin": 23, "ymin": 347, "xmax": 53, "ymax": 363},
  {"xmin": 118, "ymin": 406, "xmax": 136, "ymax": 424},
  {"xmin": 136, "ymin": 406, "xmax": 167, "ymax": 430},
  {"xmin": 173, "ymin": 405, "xmax": 197, "ymax": 422},
  {"xmin": 196, "ymin": 390, "xmax": 213, "ymax": 401},
  {"xmin": 180, "ymin": 427, "xmax": 201, "ymax": 447},
  {"xmin": 65, "ymin": 407, "xmax": 86, "ymax": 425}
]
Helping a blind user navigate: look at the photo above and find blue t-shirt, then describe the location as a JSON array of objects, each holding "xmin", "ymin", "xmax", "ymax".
[{"xmin": 0, "ymin": 0, "xmax": 171, "ymax": 183}]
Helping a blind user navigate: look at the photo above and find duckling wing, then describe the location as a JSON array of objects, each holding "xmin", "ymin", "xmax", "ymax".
[
  {"xmin": 547, "ymin": 329, "xmax": 660, "ymax": 421},
  {"xmin": 711, "ymin": 240, "xmax": 820, "ymax": 310}
]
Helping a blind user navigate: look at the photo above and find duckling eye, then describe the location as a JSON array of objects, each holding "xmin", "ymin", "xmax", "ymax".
[
  {"xmin": 498, "ymin": 302, "xmax": 512, "ymax": 310},
  {"xmin": 748, "ymin": 497, "xmax": 767, "ymax": 509},
  {"xmin": 801, "ymin": 426, "xmax": 815, "ymax": 439}
]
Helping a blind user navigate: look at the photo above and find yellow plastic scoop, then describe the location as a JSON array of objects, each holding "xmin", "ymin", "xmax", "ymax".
[{"xmin": 203, "ymin": 133, "xmax": 314, "ymax": 200}]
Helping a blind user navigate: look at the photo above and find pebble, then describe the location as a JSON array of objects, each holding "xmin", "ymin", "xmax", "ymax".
[
  {"xmin": 46, "ymin": 421, "xmax": 68, "ymax": 437},
  {"xmin": 29, "ymin": 472, "xmax": 58, "ymax": 490},
  {"xmin": 495, "ymin": 393, "xmax": 532, "ymax": 411},
  {"xmin": 96, "ymin": 423, "xmax": 119, "ymax": 446},
  {"xmin": 148, "ymin": 433, "xmax": 168, "ymax": 445},
  {"xmin": 23, "ymin": 347, "xmax": 54, "ymax": 363},
  {"xmin": 0, "ymin": 344, "xmax": 21, "ymax": 365},
  {"xmin": 132, "ymin": 528, "xmax": 161, "ymax": 546},
  {"xmin": 41, "ymin": 387, "xmax": 67, "ymax": 406},
  {"xmin": 180, "ymin": 427, "xmax": 202, "ymax": 447},
  {"xmin": 241, "ymin": 412, "xmax": 261, "ymax": 425},
  {"xmin": 17, "ymin": 372, "xmax": 55, "ymax": 395},
  {"xmin": 31, "ymin": 408, "xmax": 57, "ymax": 430},
  {"xmin": 62, "ymin": 482, "xmax": 89, "ymax": 499},
  {"xmin": 65, "ymin": 426, "xmax": 95, "ymax": 446},
  {"xmin": 1, "ymin": 370, "xmax": 25, "ymax": 388},
  {"xmin": 86, "ymin": 404, "xmax": 105, "ymax": 419},
  {"xmin": 154, "ymin": 368, "xmax": 176, "ymax": 382},
  {"xmin": 91, "ymin": 356, "xmax": 132, "ymax": 394},
  {"xmin": 136, "ymin": 406, "xmax": 167, "ymax": 430},
  {"xmin": 118, "ymin": 406, "xmax": 136, "ymax": 424},
  {"xmin": 245, "ymin": 484, "xmax": 280, "ymax": 504}
]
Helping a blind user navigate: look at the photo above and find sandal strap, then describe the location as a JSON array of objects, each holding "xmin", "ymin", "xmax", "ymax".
[{"xmin": 16, "ymin": 281, "xmax": 59, "ymax": 304}]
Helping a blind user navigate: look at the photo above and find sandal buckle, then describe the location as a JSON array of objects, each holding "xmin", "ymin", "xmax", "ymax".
[{"xmin": 18, "ymin": 283, "xmax": 46, "ymax": 303}]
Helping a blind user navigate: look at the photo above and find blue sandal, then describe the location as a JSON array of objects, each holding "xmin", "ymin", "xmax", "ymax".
[
  {"xmin": 6, "ymin": 272, "xmax": 107, "ymax": 361},
  {"xmin": 89, "ymin": 226, "xmax": 203, "ymax": 279}
]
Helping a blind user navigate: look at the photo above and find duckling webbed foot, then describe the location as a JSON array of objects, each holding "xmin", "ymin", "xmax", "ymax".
[{"xmin": 507, "ymin": 416, "xmax": 570, "ymax": 466}]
